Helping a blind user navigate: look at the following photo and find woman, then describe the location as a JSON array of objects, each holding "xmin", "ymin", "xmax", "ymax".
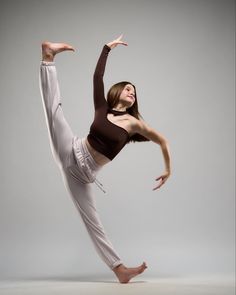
[{"xmin": 39, "ymin": 35, "xmax": 171, "ymax": 283}]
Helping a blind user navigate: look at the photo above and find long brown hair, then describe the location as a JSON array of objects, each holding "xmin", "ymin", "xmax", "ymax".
[{"xmin": 106, "ymin": 81, "xmax": 149, "ymax": 143}]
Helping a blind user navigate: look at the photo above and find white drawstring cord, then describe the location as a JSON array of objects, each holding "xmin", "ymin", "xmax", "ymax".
[{"xmin": 94, "ymin": 179, "xmax": 106, "ymax": 194}]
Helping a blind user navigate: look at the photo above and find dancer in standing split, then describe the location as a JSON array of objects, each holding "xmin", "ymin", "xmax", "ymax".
[{"xmin": 39, "ymin": 35, "xmax": 171, "ymax": 283}]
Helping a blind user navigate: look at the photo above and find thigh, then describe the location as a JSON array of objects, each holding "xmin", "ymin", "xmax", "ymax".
[
  {"xmin": 61, "ymin": 167, "xmax": 103, "ymax": 229},
  {"xmin": 53, "ymin": 104, "xmax": 75, "ymax": 167}
]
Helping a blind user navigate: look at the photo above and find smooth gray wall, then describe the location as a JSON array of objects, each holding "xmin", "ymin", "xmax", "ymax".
[{"xmin": 0, "ymin": 0, "xmax": 235, "ymax": 280}]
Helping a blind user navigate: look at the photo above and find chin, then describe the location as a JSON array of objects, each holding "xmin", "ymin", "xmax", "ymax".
[
  {"xmin": 126, "ymin": 99, "xmax": 135, "ymax": 106},
  {"xmin": 129, "ymin": 100, "xmax": 135, "ymax": 107}
]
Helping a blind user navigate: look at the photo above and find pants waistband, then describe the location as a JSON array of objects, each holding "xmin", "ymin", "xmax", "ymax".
[{"xmin": 72, "ymin": 137, "xmax": 106, "ymax": 193}]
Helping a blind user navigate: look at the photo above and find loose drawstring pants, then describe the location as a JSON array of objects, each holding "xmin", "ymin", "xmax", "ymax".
[{"xmin": 39, "ymin": 61, "xmax": 122, "ymax": 270}]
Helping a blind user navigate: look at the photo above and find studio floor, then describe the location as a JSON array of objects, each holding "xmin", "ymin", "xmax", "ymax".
[{"xmin": 0, "ymin": 275, "xmax": 235, "ymax": 295}]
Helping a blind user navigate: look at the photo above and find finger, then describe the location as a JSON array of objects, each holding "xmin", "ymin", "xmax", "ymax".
[
  {"xmin": 117, "ymin": 34, "xmax": 123, "ymax": 40},
  {"xmin": 118, "ymin": 41, "xmax": 128, "ymax": 46},
  {"xmin": 153, "ymin": 182, "xmax": 163, "ymax": 190},
  {"xmin": 153, "ymin": 183, "xmax": 161, "ymax": 190},
  {"xmin": 153, "ymin": 178, "xmax": 166, "ymax": 190},
  {"xmin": 152, "ymin": 186, "xmax": 158, "ymax": 191},
  {"xmin": 112, "ymin": 41, "xmax": 128, "ymax": 47},
  {"xmin": 155, "ymin": 176, "xmax": 162, "ymax": 181}
]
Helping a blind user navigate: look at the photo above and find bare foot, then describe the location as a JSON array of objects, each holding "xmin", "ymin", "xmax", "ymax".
[
  {"xmin": 113, "ymin": 262, "xmax": 147, "ymax": 284},
  {"xmin": 42, "ymin": 41, "xmax": 75, "ymax": 62}
]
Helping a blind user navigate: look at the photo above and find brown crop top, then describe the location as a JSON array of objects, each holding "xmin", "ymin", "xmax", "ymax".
[{"xmin": 87, "ymin": 45, "xmax": 149, "ymax": 160}]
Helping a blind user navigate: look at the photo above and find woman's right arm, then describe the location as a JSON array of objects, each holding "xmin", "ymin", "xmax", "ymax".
[
  {"xmin": 133, "ymin": 118, "xmax": 171, "ymax": 190},
  {"xmin": 93, "ymin": 35, "xmax": 128, "ymax": 110}
]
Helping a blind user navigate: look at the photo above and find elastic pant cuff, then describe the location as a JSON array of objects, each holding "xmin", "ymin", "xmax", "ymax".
[
  {"xmin": 111, "ymin": 260, "xmax": 123, "ymax": 270},
  {"xmin": 41, "ymin": 61, "xmax": 55, "ymax": 66}
]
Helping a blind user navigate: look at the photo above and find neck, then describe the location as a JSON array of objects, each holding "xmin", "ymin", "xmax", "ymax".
[
  {"xmin": 109, "ymin": 108, "xmax": 128, "ymax": 116},
  {"xmin": 113, "ymin": 100, "xmax": 129, "ymax": 111},
  {"xmin": 112, "ymin": 107, "xmax": 127, "ymax": 112}
]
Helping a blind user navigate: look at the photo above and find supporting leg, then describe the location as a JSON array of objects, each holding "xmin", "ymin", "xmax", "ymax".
[
  {"xmin": 62, "ymin": 167, "xmax": 148, "ymax": 283},
  {"xmin": 61, "ymin": 167, "xmax": 123, "ymax": 270}
]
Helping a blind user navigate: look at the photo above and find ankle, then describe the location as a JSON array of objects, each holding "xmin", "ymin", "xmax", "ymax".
[
  {"xmin": 113, "ymin": 264, "xmax": 126, "ymax": 273},
  {"xmin": 42, "ymin": 52, "xmax": 54, "ymax": 62},
  {"xmin": 41, "ymin": 42, "xmax": 54, "ymax": 62}
]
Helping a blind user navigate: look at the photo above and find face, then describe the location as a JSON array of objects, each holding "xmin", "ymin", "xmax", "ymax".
[{"xmin": 118, "ymin": 84, "xmax": 136, "ymax": 108}]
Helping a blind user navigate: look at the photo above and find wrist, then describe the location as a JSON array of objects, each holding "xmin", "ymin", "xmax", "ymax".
[
  {"xmin": 166, "ymin": 169, "xmax": 171, "ymax": 175},
  {"xmin": 105, "ymin": 43, "xmax": 112, "ymax": 50}
]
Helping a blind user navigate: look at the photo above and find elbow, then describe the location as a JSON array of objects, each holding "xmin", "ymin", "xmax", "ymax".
[{"xmin": 160, "ymin": 137, "xmax": 169, "ymax": 147}]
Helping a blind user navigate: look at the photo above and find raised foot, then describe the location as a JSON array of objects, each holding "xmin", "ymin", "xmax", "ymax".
[
  {"xmin": 113, "ymin": 262, "xmax": 147, "ymax": 284},
  {"xmin": 42, "ymin": 41, "xmax": 75, "ymax": 61}
]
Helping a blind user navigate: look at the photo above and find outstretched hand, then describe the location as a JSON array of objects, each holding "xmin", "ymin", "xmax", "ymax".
[
  {"xmin": 153, "ymin": 171, "xmax": 170, "ymax": 190},
  {"xmin": 106, "ymin": 34, "xmax": 128, "ymax": 49}
]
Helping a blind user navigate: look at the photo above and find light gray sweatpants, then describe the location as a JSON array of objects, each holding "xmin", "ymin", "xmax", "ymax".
[{"xmin": 39, "ymin": 61, "xmax": 122, "ymax": 270}]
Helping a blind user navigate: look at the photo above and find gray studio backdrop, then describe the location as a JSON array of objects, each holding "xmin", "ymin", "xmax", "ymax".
[{"xmin": 0, "ymin": 0, "xmax": 235, "ymax": 280}]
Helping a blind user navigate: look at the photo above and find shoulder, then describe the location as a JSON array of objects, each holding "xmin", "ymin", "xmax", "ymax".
[
  {"xmin": 128, "ymin": 115, "xmax": 146, "ymax": 127},
  {"xmin": 127, "ymin": 114, "xmax": 139, "ymax": 126},
  {"xmin": 127, "ymin": 115, "xmax": 149, "ymax": 134},
  {"xmin": 125, "ymin": 115, "xmax": 151, "ymax": 142}
]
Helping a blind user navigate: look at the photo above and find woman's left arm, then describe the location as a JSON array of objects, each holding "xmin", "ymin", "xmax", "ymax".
[{"xmin": 134, "ymin": 119, "xmax": 171, "ymax": 190}]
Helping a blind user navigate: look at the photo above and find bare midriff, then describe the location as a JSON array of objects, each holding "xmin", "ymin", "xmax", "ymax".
[{"xmin": 85, "ymin": 138, "xmax": 111, "ymax": 166}]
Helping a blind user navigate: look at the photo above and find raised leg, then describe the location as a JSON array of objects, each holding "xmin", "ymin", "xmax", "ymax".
[{"xmin": 39, "ymin": 42, "xmax": 75, "ymax": 167}]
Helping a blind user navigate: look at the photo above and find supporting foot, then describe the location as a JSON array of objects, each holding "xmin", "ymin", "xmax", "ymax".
[
  {"xmin": 113, "ymin": 262, "xmax": 147, "ymax": 284},
  {"xmin": 41, "ymin": 41, "xmax": 75, "ymax": 62}
]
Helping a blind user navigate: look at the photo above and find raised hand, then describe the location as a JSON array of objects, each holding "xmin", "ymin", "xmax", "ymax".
[{"xmin": 106, "ymin": 34, "xmax": 128, "ymax": 49}]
